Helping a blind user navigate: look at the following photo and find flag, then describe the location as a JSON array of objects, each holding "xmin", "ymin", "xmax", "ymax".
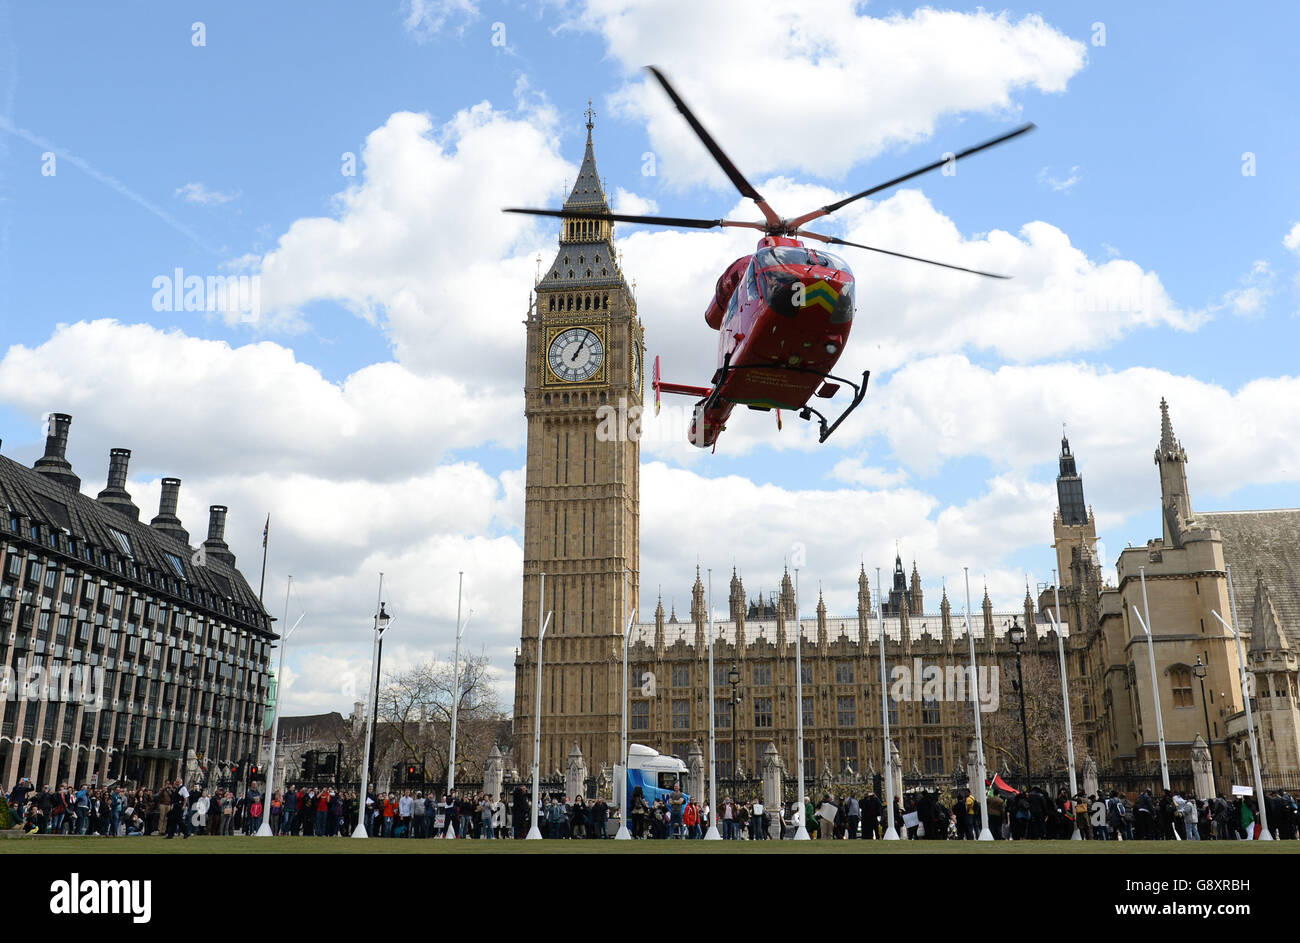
[
  {"xmin": 1240, "ymin": 801, "xmax": 1255, "ymax": 839},
  {"xmin": 987, "ymin": 773, "xmax": 1019, "ymax": 797},
  {"xmin": 262, "ymin": 514, "xmax": 270, "ymax": 549}
]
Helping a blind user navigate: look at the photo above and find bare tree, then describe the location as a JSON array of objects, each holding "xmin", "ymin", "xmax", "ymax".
[
  {"xmin": 377, "ymin": 650, "xmax": 506, "ymax": 784},
  {"xmin": 977, "ymin": 653, "xmax": 1088, "ymax": 783}
]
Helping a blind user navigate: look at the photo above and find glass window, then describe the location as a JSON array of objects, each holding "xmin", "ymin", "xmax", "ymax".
[
  {"xmin": 753, "ymin": 663, "xmax": 771, "ymax": 686},
  {"xmin": 835, "ymin": 662, "xmax": 854, "ymax": 684},
  {"xmin": 672, "ymin": 699, "xmax": 690, "ymax": 729},
  {"xmin": 887, "ymin": 695, "xmax": 898, "ymax": 727},
  {"xmin": 922, "ymin": 697, "xmax": 940, "ymax": 725},
  {"xmin": 672, "ymin": 664, "xmax": 690, "ymax": 688},
  {"xmin": 923, "ymin": 737, "xmax": 944, "ymax": 774},
  {"xmin": 800, "ymin": 663, "xmax": 813, "ymax": 685},
  {"xmin": 753, "ymin": 697, "xmax": 773, "ymax": 728},
  {"xmin": 715, "ymin": 698, "xmax": 731, "ymax": 729},
  {"xmin": 1171, "ymin": 667, "xmax": 1193, "ymax": 708},
  {"xmin": 802, "ymin": 695, "xmax": 814, "ymax": 729},
  {"xmin": 837, "ymin": 695, "xmax": 856, "ymax": 727},
  {"xmin": 839, "ymin": 740, "xmax": 858, "ymax": 773},
  {"xmin": 630, "ymin": 700, "xmax": 649, "ymax": 731}
]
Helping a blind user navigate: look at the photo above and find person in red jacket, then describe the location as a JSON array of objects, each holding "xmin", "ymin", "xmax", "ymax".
[{"xmin": 683, "ymin": 800, "xmax": 700, "ymax": 839}]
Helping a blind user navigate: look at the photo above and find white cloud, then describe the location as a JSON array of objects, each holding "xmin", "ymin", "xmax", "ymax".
[
  {"xmin": 1283, "ymin": 222, "xmax": 1300, "ymax": 253},
  {"xmin": 612, "ymin": 187, "xmax": 658, "ymax": 216},
  {"xmin": 174, "ymin": 182, "xmax": 239, "ymax": 206},
  {"xmin": 0, "ymin": 319, "xmax": 522, "ymax": 478},
  {"xmin": 254, "ymin": 104, "xmax": 572, "ymax": 384},
  {"xmin": 580, "ymin": 1, "xmax": 1086, "ymax": 187},
  {"xmin": 1037, "ymin": 164, "xmax": 1082, "ymax": 192},
  {"xmin": 870, "ymin": 354, "xmax": 1300, "ymax": 511},
  {"xmin": 402, "ymin": 0, "xmax": 479, "ymax": 40}
]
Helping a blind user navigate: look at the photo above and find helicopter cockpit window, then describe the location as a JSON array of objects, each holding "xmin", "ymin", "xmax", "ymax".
[
  {"xmin": 744, "ymin": 261, "xmax": 759, "ymax": 302},
  {"xmin": 725, "ymin": 280, "xmax": 741, "ymax": 325},
  {"xmin": 755, "ymin": 246, "xmax": 849, "ymax": 272}
]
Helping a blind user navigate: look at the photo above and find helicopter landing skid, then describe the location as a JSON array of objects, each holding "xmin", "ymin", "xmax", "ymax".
[{"xmin": 709, "ymin": 358, "xmax": 870, "ymax": 443}]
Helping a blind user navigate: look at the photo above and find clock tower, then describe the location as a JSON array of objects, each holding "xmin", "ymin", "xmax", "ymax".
[{"xmin": 514, "ymin": 105, "xmax": 643, "ymax": 777}]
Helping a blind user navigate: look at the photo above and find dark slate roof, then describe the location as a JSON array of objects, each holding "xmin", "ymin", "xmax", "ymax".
[
  {"xmin": 0, "ymin": 450, "xmax": 272, "ymax": 637},
  {"xmin": 540, "ymin": 122, "xmax": 630, "ymax": 292},
  {"xmin": 1201, "ymin": 509, "xmax": 1300, "ymax": 646}
]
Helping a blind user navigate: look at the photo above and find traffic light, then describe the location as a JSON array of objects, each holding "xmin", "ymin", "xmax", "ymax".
[
  {"xmin": 249, "ymin": 765, "xmax": 261, "ymax": 780},
  {"xmin": 230, "ymin": 763, "xmax": 241, "ymax": 782},
  {"xmin": 406, "ymin": 764, "xmax": 418, "ymax": 784},
  {"xmin": 302, "ymin": 751, "xmax": 318, "ymax": 780}
]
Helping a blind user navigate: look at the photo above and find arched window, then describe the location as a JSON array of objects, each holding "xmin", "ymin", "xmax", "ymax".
[{"xmin": 1169, "ymin": 666, "xmax": 1193, "ymax": 707}]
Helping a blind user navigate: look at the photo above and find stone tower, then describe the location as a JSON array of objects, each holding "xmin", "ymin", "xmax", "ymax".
[
  {"xmin": 1052, "ymin": 434, "xmax": 1098, "ymax": 588},
  {"xmin": 514, "ymin": 105, "xmax": 644, "ymax": 776}
]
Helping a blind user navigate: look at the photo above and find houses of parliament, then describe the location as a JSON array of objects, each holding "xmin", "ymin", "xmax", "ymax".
[{"xmin": 512, "ymin": 116, "xmax": 1300, "ymax": 792}]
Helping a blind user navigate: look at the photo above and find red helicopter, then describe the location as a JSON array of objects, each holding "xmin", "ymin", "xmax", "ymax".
[{"xmin": 508, "ymin": 67, "xmax": 1032, "ymax": 448}]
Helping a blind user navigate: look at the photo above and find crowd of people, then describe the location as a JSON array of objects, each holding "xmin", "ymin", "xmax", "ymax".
[
  {"xmin": 6, "ymin": 774, "xmax": 1297, "ymax": 841},
  {"xmin": 798, "ymin": 784, "xmax": 1300, "ymax": 841}
]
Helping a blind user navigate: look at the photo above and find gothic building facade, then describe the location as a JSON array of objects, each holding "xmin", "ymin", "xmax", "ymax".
[
  {"xmin": 512, "ymin": 110, "xmax": 644, "ymax": 776},
  {"xmin": 1052, "ymin": 400, "xmax": 1300, "ymax": 790},
  {"xmin": 511, "ymin": 113, "xmax": 1300, "ymax": 794}
]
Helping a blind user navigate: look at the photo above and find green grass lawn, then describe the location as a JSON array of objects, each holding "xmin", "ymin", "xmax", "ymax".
[{"xmin": 0, "ymin": 834, "xmax": 1288, "ymax": 854}]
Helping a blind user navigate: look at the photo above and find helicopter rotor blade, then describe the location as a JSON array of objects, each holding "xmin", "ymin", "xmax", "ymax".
[
  {"xmin": 504, "ymin": 207, "xmax": 766, "ymax": 233},
  {"xmin": 786, "ymin": 123, "xmax": 1036, "ymax": 231},
  {"xmin": 646, "ymin": 66, "xmax": 783, "ymax": 230},
  {"xmin": 799, "ymin": 230, "xmax": 1011, "ymax": 279}
]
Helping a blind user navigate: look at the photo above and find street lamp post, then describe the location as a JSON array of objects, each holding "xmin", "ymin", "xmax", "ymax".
[
  {"xmin": 526, "ymin": 571, "xmax": 552, "ymax": 840},
  {"xmin": 1193, "ymin": 655, "xmax": 1214, "ymax": 790},
  {"xmin": 351, "ymin": 576, "xmax": 390, "ymax": 839},
  {"xmin": 1008, "ymin": 617, "xmax": 1031, "ymax": 790},
  {"xmin": 728, "ymin": 663, "xmax": 741, "ymax": 788}
]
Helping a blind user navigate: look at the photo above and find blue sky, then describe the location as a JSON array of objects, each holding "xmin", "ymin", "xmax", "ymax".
[{"xmin": 1, "ymin": 1, "xmax": 1298, "ymax": 713}]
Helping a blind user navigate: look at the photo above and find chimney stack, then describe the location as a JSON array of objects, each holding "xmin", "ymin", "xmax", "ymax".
[
  {"xmin": 150, "ymin": 477, "xmax": 190, "ymax": 544},
  {"xmin": 202, "ymin": 505, "xmax": 235, "ymax": 566},
  {"xmin": 32, "ymin": 412, "xmax": 81, "ymax": 490},
  {"xmin": 96, "ymin": 448, "xmax": 140, "ymax": 520}
]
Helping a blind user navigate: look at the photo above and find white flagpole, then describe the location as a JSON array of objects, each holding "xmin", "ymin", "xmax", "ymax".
[
  {"xmin": 964, "ymin": 568, "xmax": 993, "ymax": 840},
  {"xmin": 255, "ymin": 575, "xmax": 292, "ymax": 836},
  {"xmin": 879, "ymin": 566, "xmax": 898, "ymax": 840},
  {"xmin": 1137, "ymin": 566, "xmax": 1170, "ymax": 790},
  {"xmin": 793, "ymin": 569, "xmax": 809, "ymax": 840},
  {"xmin": 448, "ymin": 571, "xmax": 464, "ymax": 793},
  {"xmin": 1050, "ymin": 572, "xmax": 1080, "ymax": 839},
  {"xmin": 526, "ymin": 572, "xmax": 550, "ymax": 840},
  {"xmin": 704, "ymin": 568, "xmax": 721, "ymax": 839}
]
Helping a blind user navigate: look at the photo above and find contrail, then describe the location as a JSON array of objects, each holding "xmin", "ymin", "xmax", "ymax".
[{"xmin": 0, "ymin": 115, "xmax": 220, "ymax": 254}]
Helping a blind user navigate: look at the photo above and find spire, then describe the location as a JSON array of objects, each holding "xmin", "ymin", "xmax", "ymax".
[
  {"xmin": 1154, "ymin": 398, "xmax": 1194, "ymax": 544},
  {"xmin": 1250, "ymin": 574, "xmax": 1290, "ymax": 653},
  {"xmin": 564, "ymin": 101, "xmax": 610, "ymax": 215},
  {"xmin": 1159, "ymin": 397, "xmax": 1178, "ymax": 455},
  {"xmin": 1056, "ymin": 432, "xmax": 1088, "ymax": 526}
]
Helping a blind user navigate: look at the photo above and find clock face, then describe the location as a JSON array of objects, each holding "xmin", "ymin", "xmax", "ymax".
[{"xmin": 548, "ymin": 328, "xmax": 605, "ymax": 383}]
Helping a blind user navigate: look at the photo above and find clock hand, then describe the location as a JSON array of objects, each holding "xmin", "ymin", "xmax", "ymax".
[{"xmin": 570, "ymin": 340, "xmax": 585, "ymax": 362}]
